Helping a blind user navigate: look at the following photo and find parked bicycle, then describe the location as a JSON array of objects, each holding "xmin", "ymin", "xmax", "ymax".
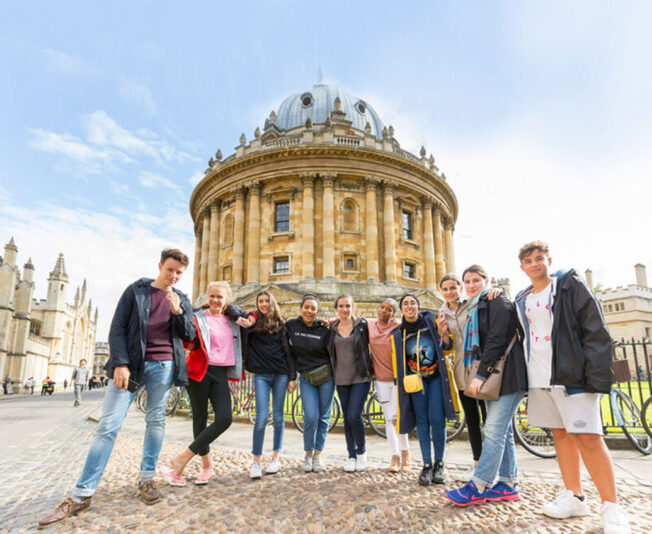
[
  {"xmin": 607, "ymin": 384, "xmax": 651, "ymax": 455},
  {"xmin": 642, "ymin": 395, "xmax": 652, "ymax": 439},
  {"xmin": 135, "ymin": 385, "xmax": 182, "ymax": 416}
]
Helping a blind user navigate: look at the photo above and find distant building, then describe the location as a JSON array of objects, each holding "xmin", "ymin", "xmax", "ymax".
[
  {"xmin": 588, "ymin": 264, "xmax": 652, "ymax": 342},
  {"xmin": 0, "ymin": 238, "xmax": 98, "ymax": 392},
  {"xmin": 93, "ymin": 342, "xmax": 109, "ymax": 378}
]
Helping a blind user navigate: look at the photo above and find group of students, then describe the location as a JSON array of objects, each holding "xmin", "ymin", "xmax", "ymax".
[{"xmin": 38, "ymin": 241, "xmax": 630, "ymax": 534}]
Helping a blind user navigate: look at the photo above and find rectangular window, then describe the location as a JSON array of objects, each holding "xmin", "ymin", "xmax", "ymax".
[
  {"xmin": 274, "ymin": 257, "xmax": 289, "ymax": 274},
  {"xmin": 275, "ymin": 202, "xmax": 290, "ymax": 233},
  {"xmin": 29, "ymin": 320, "xmax": 41, "ymax": 336},
  {"xmin": 404, "ymin": 262, "xmax": 416, "ymax": 279},
  {"xmin": 343, "ymin": 254, "xmax": 357, "ymax": 271},
  {"xmin": 402, "ymin": 211, "xmax": 413, "ymax": 240},
  {"xmin": 222, "ymin": 265, "xmax": 232, "ymax": 283}
]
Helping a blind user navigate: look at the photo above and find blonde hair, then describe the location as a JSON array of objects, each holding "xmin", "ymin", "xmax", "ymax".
[{"xmin": 207, "ymin": 281, "xmax": 232, "ymax": 312}]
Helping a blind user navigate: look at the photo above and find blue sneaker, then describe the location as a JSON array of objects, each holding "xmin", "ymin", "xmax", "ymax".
[
  {"xmin": 446, "ymin": 480, "xmax": 487, "ymax": 507},
  {"xmin": 484, "ymin": 481, "xmax": 520, "ymax": 502}
]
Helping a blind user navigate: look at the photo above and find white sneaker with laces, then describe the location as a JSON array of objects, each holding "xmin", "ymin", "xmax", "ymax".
[
  {"xmin": 454, "ymin": 465, "xmax": 475, "ymax": 483},
  {"xmin": 601, "ymin": 501, "xmax": 631, "ymax": 534},
  {"xmin": 542, "ymin": 489, "xmax": 589, "ymax": 519},
  {"xmin": 355, "ymin": 454, "xmax": 368, "ymax": 471},
  {"xmin": 302, "ymin": 455, "xmax": 313, "ymax": 472},
  {"xmin": 249, "ymin": 462, "xmax": 262, "ymax": 479},
  {"xmin": 344, "ymin": 457, "xmax": 356, "ymax": 472},
  {"xmin": 312, "ymin": 455, "xmax": 325, "ymax": 472},
  {"xmin": 266, "ymin": 458, "xmax": 281, "ymax": 474}
]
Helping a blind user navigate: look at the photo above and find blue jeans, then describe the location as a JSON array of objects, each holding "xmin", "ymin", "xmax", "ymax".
[
  {"xmin": 252, "ymin": 373, "xmax": 289, "ymax": 456},
  {"xmin": 473, "ymin": 390, "xmax": 524, "ymax": 488},
  {"xmin": 410, "ymin": 373, "xmax": 446, "ymax": 465},
  {"xmin": 337, "ymin": 382, "xmax": 371, "ymax": 458},
  {"xmin": 299, "ymin": 375, "xmax": 335, "ymax": 453},
  {"xmin": 72, "ymin": 360, "xmax": 174, "ymax": 499}
]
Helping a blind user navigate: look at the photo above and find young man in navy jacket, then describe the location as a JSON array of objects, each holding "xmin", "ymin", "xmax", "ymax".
[
  {"xmin": 39, "ymin": 248, "xmax": 196, "ymax": 529},
  {"xmin": 515, "ymin": 241, "xmax": 629, "ymax": 534}
]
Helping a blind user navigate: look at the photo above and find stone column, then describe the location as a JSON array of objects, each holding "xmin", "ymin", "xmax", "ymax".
[
  {"xmin": 433, "ymin": 204, "xmax": 446, "ymax": 284},
  {"xmin": 383, "ymin": 182, "xmax": 397, "ymax": 282},
  {"xmin": 192, "ymin": 228, "xmax": 201, "ymax": 301},
  {"xmin": 232, "ymin": 187, "xmax": 246, "ymax": 286},
  {"xmin": 321, "ymin": 173, "xmax": 335, "ymax": 279},
  {"xmin": 364, "ymin": 176, "xmax": 379, "ymax": 281},
  {"xmin": 199, "ymin": 208, "xmax": 210, "ymax": 294},
  {"xmin": 444, "ymin": 219, "xmax": 455, "ymax": 274},
  {"xmin": 422, "ymin": 199, "xmax": 436, "ymax": 289},
  {"xmin": 207, "ymin": 201, "xmax": 220, "ymax": 284},
  {"xmin": 301, "ymin": 173, "xmax": 315, "ymax": 280},
  {"xmin": 246, "ymin": 182, "xmax": 261, "ymax": 284}
]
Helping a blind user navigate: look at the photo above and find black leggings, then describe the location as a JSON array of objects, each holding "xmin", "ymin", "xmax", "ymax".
[
  {"xmin": 459, "ymin": 390, "xmax": 487, "ymax": 461},
  {"xmin": 187, "ymin": 365, "xmax": 232, "ymax": 456}
]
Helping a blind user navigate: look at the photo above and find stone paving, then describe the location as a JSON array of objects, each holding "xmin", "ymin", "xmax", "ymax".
[{"xmin": 1, "ymin": 395, "xmax": 651, "ymax": 533}]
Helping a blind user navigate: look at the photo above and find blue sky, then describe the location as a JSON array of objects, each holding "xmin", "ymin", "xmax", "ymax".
[{"xmin": 1, "ymin": 1, "xmax": 650, "ymax": 339}]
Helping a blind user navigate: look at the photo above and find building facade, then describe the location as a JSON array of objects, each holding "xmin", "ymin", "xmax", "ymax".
[
  {"xmin": 589, "ymin": 264, "xmax": 652, "ymax": 342},
  {"xmin": 189, "ymin": 84, "xmax": 458, "ymax": 315},
  {"xmin": 93, "ymin": 342, "xmax": 109, "ymax": 378},
  {"xmin": 0, "ymin": 238, "xmax": 98, "ymax": 392}
]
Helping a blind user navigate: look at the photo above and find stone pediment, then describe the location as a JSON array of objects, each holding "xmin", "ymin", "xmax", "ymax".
[
  {"xmin": 407, "ymin": 288, "xmax": 444, "ymax": 312},
  {"xmin": 234, "ymin": 283, "xmax": 307, "ymax": 308}
]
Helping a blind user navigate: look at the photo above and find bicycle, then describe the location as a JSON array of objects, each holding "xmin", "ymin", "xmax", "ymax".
[
  {"xmin": 608, "ymin": 385, "xmax": 651, "ymax": 455},
  {"xmin": 512, "ymin": 394, "xmax": 557, "ymax": 458},
  {"xmin": 229, "ymin": 382, "xmax": 271, "ymax": 425},
  {"xmin": 135, "ymin": 385, "xmax": 182, "ymax": 416},
  {"xmin": 291, "ymin": 391, "xmax": 342, "ymax": 433},
  {"xmin": 642, "ymin": 395, "xmax": 652, "ymax": 439}
]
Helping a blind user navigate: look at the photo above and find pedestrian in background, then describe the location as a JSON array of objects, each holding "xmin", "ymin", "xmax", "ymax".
[
  {"xmin": 367, "ymin": 298, "xmax": 410, "ymax": 472},
  {"xmin": 71, "ymin": 360, "xmax": 90, "ymax": 407},
  {"xmin": 3, "ymin": 374, "xmax": 12, "ymax": 395},
  {"xmin": 327, "ymin": 294, "xmax": 374, "ymax": 473},
  {"xmin": 286, "ymin": 294, "xmax": 333, "ymax": 473}
]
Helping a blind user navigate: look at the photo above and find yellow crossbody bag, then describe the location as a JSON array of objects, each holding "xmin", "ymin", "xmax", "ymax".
[{"xmin": 402, "ymin": 330, "xmax": 423, "ymax": 393}]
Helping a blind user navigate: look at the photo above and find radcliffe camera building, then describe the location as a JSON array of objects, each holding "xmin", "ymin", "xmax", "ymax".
[
  {"xmin": 190, "ymin": 84, "xmax": 458, "ymax": 314},
  {"xmin": 0, "ymin": 238, "xmax": 98, "ymax": 392}
]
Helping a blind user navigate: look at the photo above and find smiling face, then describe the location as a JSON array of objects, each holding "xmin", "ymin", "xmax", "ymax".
[
  {"xmin": 336, "ymin": 296, "xmax": 353, "ymax": 320},
  {"xmin": 208, "ymin": 286, "xmax": 228, "ymax": 314},
  {"xmin": 400, "ymin": 296, "xmax": 419, "ymax": 322},
  {"xmin": 520, "ymin": 248, "xmax": 552, "ymax": 283},
  {"xmin": 257, "ymin": 293, "xmax": 271, "ymax": 316},
  {"xmin": 440, "ymin": 279, "xmax": 461, "ymax": 304},
  {"xmin": 156, "ymin": 258, "xmax": 186, "ymax": 289},
  {"xmin": 300, "ymin": 299, "xmax": 319, "ymax": 325},
  {"xmin": 463, "ymin": 271, "xmax": 488, "ymax": 298},
  {"xmin": 377, "ymin": 300, "xmax": 396, "ymax": 324}
]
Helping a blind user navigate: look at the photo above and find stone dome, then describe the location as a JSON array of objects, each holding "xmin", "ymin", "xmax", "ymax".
[{"xmin": 275, "ymin": 84, "xmax": 385, "ymax": 139}]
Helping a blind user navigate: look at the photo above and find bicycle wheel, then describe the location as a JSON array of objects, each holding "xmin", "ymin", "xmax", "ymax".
[
  {"xmin": 364, "ymin": 391, "xmax": 386, "ymax": 438},
  {"xmin": 246, "ymin": 394, "xmax": 273, "ymax": 426},
  {"xmin": 292, "ymin": 394, "xmax": 341, "ymax": 433},
  {"xmin": 512, "ymin": 396, "xmax": 557, "ymax": 458},
  {"xmin": 642, "ymin": 396, "xmax": 652, "ymax": 439},
  {"xmin": 166, "ymin": 387, "xmax": 181, "ymax": 416},
  {"xmin": 446, "ymin": 412, "xmax": 466, "ymax": 442},
  {"xmin": 136, "ymin": 388, "xmax": 147, "ymax": 414},
  {"xmin": 610, "ymin": 388, "xmax": 652, "ymax": 455}
]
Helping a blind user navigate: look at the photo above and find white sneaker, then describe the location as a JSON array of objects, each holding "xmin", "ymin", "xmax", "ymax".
[
  {"xmin": 601, "ymin": 501, "xmax": 631, "ymax": 534},
  {"xmin": 312, "ymin": 455, "xmax": 325, "ymax": 472},
  {"xmin": 266, "ymin": 458, "xmax": 281, "ymax": 474},
  {"xmin": 249, "ymin": 462, "xmax": 262, "ymax": 479},
  {"xmin": 302, "ymin": 455, "xmax": 313, "ymax": 472},
  {"xmin": 344, "ymin": 457, "xmax": 356, "ymax": 472},
  {"xmin": 542, "ymin": 489, "xmax": 589, "ymax": 519},
  {"xmin": 355, "ymin": 454, "xmax": 368, "ymax": 471},
  {"xmin": 454, "ymin": 465, "xmax": 475, "ymax": 483}
]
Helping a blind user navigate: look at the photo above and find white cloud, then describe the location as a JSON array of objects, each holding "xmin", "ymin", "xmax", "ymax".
[
  {"xmin": 40, "ymin": 48, "xmax": 101, "ymax": 78},
  {"xmin": 118, "ymin": 79, "xmax": 158, "ymax": 117},
  {"xmin": 188, "ymin": 171, "xmax": 204, "ymax": 187},
  {"xmin": 139, "ymin": 171, "xmax": 181, "ymax": 192}
]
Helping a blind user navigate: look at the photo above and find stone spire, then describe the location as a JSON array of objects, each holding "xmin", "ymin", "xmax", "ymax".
[
  {"xmin": 23, "ymin": 257, "xmax": 34, "ymax": 283},
  {"xmin": 74, "ymin": 287, "xmax": 80, "ymax": 307},
  {"xmin": 94, "ymin": 306, "xmax": 99, "ymax": 323},
  {"xmin": 81, "ymin": 278, "xmax": 87, "ymax": 303},
  {"xmin": 3, "ymin": 237, "xmax": 18, "ymax": 266},
  {"xmin": 87, "ymin": 298, "xmax": 93, "ymax": 316},
  {"xmin": 48, "ymin": 253, "xmax": 68, "ymax": 282}
]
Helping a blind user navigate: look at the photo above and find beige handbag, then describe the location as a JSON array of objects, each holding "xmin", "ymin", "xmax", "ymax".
[
  {"xmin": 402, "ymin": 330, "xmax": 423, "ymax": 394},
  {"xmin": 464, "ymin": 334, "xmax": 517, "ymax": 401}
]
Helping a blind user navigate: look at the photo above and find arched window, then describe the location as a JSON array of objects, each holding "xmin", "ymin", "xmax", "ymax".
[
  {"xmin": 223, "ymin": 214, "xmax": 234, "ymax": 246},
  {"xmin": 340, "ymin": 198, "xmax": 359, "ymax": 232}
]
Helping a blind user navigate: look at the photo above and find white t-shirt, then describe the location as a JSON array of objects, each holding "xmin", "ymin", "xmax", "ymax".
[{"xmin": 525, "ymin": 281, "xmax": 554, "ymax": 388}]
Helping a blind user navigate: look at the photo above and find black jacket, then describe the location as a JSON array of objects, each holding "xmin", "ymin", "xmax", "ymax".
[
  {"xmin": 327, "ymin": 317, "xmax": 374, "ymax": 379},
  {"xmin": 515, "ymin": 269, "xmax": 613, "ymax": 394},
  {"xmin": 106, "ymin": 278, "xmax": 196, "ymax": 387},
  {"xmin": 475, "ymin": 294, "xmax": 528, "ymax": 396}
]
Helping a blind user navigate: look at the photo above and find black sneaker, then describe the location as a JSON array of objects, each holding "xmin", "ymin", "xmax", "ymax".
[
  {"xmin": 418, "ymin": 464, "xmax": 434, "ymax": 486},
  {"xmin": 432, "ymin": 461, "xmax": 446, "ymax": 484}
]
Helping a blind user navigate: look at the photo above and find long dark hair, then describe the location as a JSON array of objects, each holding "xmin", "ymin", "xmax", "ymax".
[{"xmin": 253, "ymin": 290, "xmax": 285, "ymax": 334}]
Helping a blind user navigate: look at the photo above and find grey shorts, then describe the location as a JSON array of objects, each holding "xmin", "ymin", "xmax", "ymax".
[{"xmin": 528, "ymin": 387, "xmax": 603, "ymax": 434}]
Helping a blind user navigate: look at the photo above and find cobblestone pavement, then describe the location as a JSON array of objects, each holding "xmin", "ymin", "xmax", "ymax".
[{"xmin": 2, "ymin": 394, "xmax": 651, "ymax": 533}]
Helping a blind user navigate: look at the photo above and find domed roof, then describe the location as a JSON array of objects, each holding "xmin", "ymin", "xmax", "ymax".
[{"xmin": 275, "ymin": 84, "xmax": 385, "ymax": 139}]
